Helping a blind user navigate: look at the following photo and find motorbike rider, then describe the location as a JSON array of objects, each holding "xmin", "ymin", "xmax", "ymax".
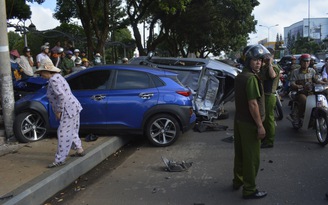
[
  {"xmin": 233, "ymin": 44, "xmax": 269, "ymax": 199},
  {"xmin": 289, "ymin": 54, "xmax": 326, "ymax": 124},
  {"xmin": 259, "ymin": 47, "xmax": 280, "ymax": 148},
  {"xmin": 280, "ymin": 56, "xmax": 300, "ymax": 97},
  {"xmin": 309, "ymin": 56, "xmax": 317, "ymax": 72},
  {"xmin": 321, "ymin": 57, "xmax": 328, "ymax": 82}
]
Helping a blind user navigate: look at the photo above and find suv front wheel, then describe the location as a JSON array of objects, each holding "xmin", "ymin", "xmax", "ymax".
[
  {"xmin": 14, "ymin": 111, "xmax": 47, "ymax": 143},
  {"xmin": 146, "ymin": 114, "xmax": 181, "ymax": 147}
]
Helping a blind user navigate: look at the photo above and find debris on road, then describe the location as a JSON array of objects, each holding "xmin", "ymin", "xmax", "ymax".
[{"xmin": 161, "ymin": 156, "xmax": 193, "ymax": 172}]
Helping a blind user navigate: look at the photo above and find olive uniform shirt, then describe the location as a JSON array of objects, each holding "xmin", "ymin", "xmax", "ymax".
[{"xmin": 235, "ymin": 67, "xmax": 265, "ymax": 124}]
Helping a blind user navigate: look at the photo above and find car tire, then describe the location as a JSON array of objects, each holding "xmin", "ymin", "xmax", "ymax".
[
  {"xmin": 145, "ymin": 114, "xmax": 181, "ymax": 147},
  {"xmin": 14, "ymin": 111, "xmax": 47, "ymax": 143}
]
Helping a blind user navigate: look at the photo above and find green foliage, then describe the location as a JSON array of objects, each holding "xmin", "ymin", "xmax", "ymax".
[
  {"xmin": 157, "ymin": 0, "xmax": 191, "ymax": 14},
  {"xmin": 6, "ymin": 0, "xmax": 31, "ymax": 19},
  {"xmin": 6, "ymin": 0, "xmax": 45, "ymax": 20},
  {"xmin": 158, "ymin": 0, "xmax": 256, "ymax": 57},
  {"xmin": 7, "ymin": 31, "xmax": 21, "ymax": 51},
  {"xmin": 287, "ymin": 33, "xmax": 322, "ymax": 55},
  {"xmin": 53, "ymin": 0, "xmax": 130, "ymax": 62},
  {"xmin": 293, "ymin": 37, "xmax": 321, "ymax": 54}
]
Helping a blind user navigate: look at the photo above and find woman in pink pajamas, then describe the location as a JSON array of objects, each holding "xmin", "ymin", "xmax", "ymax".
[{"xmin": 35, "ymin": 59, "xmax": 84, "ymax": 168}]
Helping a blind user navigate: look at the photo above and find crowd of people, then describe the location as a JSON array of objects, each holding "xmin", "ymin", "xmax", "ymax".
[{"xmin": 9, "ymin": 41, "xmax": 129, "ymax": 82}]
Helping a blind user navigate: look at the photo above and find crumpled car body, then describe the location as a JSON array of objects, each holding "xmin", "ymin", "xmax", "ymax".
[{"xmin": 129, "ymin": 55, "xmax": 240, "ymax": 129}]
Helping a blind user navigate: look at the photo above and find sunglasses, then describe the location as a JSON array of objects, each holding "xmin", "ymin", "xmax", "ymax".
[{"xmin": 302, "ymin": 60, "xmax": 310, "ymax": 62}]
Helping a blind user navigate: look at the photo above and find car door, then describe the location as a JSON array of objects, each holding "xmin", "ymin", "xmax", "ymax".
[
  {"xmin": 107, "ymin": 69, "xmax": 159, "ymax": 129},
  {"xmin": 68, "ymin": 69, "xmax": 112, "ymax": 128}
]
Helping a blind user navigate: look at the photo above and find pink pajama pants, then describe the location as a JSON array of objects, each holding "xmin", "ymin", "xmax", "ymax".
[{"xmin": 54, "ymin": 112, "xmax": 82, "ymax": 163}]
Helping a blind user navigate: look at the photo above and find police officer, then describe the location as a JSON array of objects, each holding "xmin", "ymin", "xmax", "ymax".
[
  {"xmin": 259, "ymin": 47, "xmax": 280, "ymax": 148},
  {"xmin": 233, "ymin": 44, "xmax": 269, "ymax": 199}
]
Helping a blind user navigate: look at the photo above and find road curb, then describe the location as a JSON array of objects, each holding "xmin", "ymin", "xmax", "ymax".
[{"xmin": 2, "ymin": 136, "xmax": 131, "ymax": 205}]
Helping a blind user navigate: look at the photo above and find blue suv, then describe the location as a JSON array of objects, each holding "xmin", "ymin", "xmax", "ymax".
[{"xmin": 14, "ymin": 65, "xmax": 196, "ymax": 147}]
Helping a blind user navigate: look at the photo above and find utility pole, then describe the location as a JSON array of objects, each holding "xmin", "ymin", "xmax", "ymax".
[{"xmin": 0, "ymin": 0, "xmax": 15, "ymax": 144}]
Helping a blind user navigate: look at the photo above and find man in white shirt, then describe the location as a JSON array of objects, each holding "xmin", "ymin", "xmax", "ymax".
[
  {"xmin": 19, "ymin": 47, "xmax": 34, "ymax": 78},
  {"xmin": 36, "ymin": 45, "xmax": 51, "ymax": 68},
  {"xmin": 71, "ymin": 49, "xmax": 80, "ymax": 62}
]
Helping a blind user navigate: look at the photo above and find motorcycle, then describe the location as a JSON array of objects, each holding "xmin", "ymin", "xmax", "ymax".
[
  {"xmin": 287, "ymin": 83, "xmax": 328, "ymax": 146},
  {"xmin": 274, "ymin": 78, "xmax": 284, "ymax": 121}
]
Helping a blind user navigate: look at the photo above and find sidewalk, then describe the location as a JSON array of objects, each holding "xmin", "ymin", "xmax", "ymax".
[{"xmin": 0, "ymin": 135, "xmax": 131, "ymax": 205}]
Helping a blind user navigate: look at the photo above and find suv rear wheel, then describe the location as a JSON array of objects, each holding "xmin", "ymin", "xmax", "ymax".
[
  {"xmin": 146, "ymin": 114, "xmax": 181, "ymax": 147},
  {"xmin": 14, "ymin": 111, "xmax": 47, "ymax": 143}
]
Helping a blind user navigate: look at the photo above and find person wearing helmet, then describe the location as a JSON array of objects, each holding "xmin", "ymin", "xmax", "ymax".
[
  {"xmin": 60, "ymin": 50, "xmax": 74, "ymax": 76},
  {"xmin": 72, "ymin": 58, "xmax": 85, "ymax": 73},
  {"xmin": 36, "ymin": 44, "xmax": 51, "ymax": 68},
  {"xmin": 287, "ymin": 55, "xmax": 300, "ymax": 74},
  {"xmin": 93, "ymin": 53, "xmax": 102, "ymax": 65},
  {"xmin": 122, "ymin": 57, "xmax": 128, "ymax": 64},
  {"xmin": 321, "ymin": 57, "xmax": 328, "ymax": 83},
  {"xmin": 71, "ymin": 48, "xmax": 80, "ymax": 62},
  {"xmin": 51, "ymin": 47, "xmax": 65, "ymax": 68},
  {"xmin": 259, "ymin": 47, "xmax": 280, "ymax": 149},
  {"xmin": 82, "ymin": 58, "xmax": 90, "ymax": 68},
  {"xmin": 18, "ymin": 47, "xmax": 34, "ymax": 79},
  {"xmin": 281, "ymin": 55, "xmax": 300, "ymax": 97},
  {"xmin": 233, "ymin": 44, "xmax": 269, "ymax": 199},
  {"xmin": 10, "ymin": 49, "xmax": 22, "ymax": 81},
  {"xmin": 309, "ymin": 55, "xmax": 317, "ymax": 71},
  {"xmin": 289, "ymin": 54, "xmax": 326, "ymax": 124}
]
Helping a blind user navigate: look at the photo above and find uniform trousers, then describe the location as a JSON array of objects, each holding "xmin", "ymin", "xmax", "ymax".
[
  {"xmin": 55, "ymin": 111, "xmax": 82, "ymax": 163},
  {"xmin": 233, "ymin": 120, "xmax": 261, "ymax": 196},
  {"xmin": 263, "ymin": 93, "xmax": 276, "ymax": 146}
]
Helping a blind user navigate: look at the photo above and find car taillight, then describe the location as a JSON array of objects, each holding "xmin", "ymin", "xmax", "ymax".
[{"xmin": 176, "ymin": 91, "xmax": 191, "ymax": 97}]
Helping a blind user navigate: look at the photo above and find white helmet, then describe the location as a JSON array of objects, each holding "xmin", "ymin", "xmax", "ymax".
[{"xmin": 74, "ymin": 49, "xmax": 80, "ymax": 53}]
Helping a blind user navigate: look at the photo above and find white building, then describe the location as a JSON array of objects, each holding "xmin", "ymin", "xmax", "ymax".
[{"xmin": 284, "ymin": 17, "xmax": 328, "ymax": 46}]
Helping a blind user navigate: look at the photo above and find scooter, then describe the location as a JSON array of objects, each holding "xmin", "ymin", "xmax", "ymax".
[
  {"xmin": 274, "ymin": 78, "xmax": 284, "ymax": 121},
  {"xmin": 287, "ymin": 83, "xmax": 328, "ymax": 146}
]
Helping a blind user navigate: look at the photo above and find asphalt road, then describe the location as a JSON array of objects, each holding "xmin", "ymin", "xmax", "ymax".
[{"xmin": 45, "ymin": 98, "xmax": 328, "ymax": 205}]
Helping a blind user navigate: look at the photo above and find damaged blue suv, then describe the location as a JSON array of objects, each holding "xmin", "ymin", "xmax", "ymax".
[{"xmin": 14, "ymin": 65, "xmax": 196, "ymax": 147}]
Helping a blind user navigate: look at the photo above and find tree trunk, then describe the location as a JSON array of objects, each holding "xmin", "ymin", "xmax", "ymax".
[{"xmin": 0, "ymin": 0, "xmax": 15, "ymax": 143}]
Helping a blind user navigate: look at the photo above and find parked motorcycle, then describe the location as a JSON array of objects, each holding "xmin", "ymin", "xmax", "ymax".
[
  {"xmin": 274, "ymin": 89, "xmax": 283, "ymax": 121},
  {"xmin": 287, "ymin": 83, "xmax": 328, "ymax": 146}
]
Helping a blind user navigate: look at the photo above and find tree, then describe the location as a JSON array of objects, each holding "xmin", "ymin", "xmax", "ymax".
[
  {"xmin": 7, "ymin": 31, "xmax": 21, "ymax": 50},
  {"xmin": 126, "ymin": 0, "xmax": 257, "ymax": 57},
  {"xmin": 54, "ymin": 0, "xmax": 127, "ymax": 59},
  {"xmin": 6, "ymin": 0, "xmax": 45, "ymax": 20},
  {"xmin": 105, "ymin": 28, "xmax": 136, "ymax": 63},
  {"xmin": 126, "ymin": 0, "xmax": 191, "ymax": 56},
  {"xmin": 166, "ymin": 0, "xmax": 256, "ymax": 57}
]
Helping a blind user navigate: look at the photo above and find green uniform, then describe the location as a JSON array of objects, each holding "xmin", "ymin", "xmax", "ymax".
[
  {"xmin": 233, "ymin": 67, "xmax": 265, "ymax": 196},
  {"xmin": 260, "ymin": 64, "xmax": 280, "ymax": 146},
  {"xmin": 60, "ymin": 57, "xmax": 74, "ymax": 76}
]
